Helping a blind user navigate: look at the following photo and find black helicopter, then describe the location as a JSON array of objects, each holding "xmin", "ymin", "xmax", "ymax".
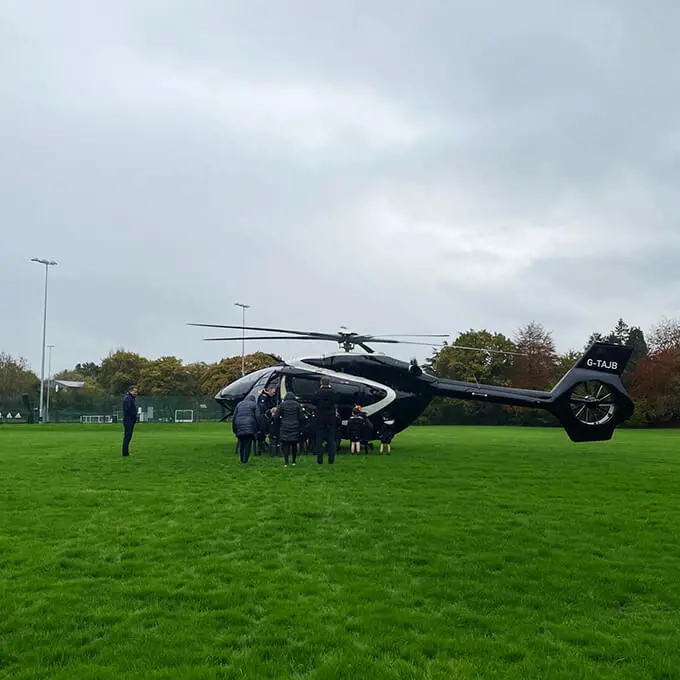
[{"xmin": 189, "ymin": 323, "xmax": 635, "ymax": 443}]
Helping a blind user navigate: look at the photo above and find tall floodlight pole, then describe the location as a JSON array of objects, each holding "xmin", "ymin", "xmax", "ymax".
[
  {"xmin": 234, "ymin": 302, "xmax": 250, "ymax": 376},
  {"xmin": 46, "ymin": 344, "xmax": 54, "ymax": 423},
  {"xmin": 31, "ymin": 258, "xmax": 57, "ymax": 424}
]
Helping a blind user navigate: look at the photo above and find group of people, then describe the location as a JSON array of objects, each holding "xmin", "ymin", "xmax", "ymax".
[
  {"xmin": 231, "ymin": 376, "xmax": 395, "ymax": 465},
  {"xmin": 118, "ymin": 377, "xmax": 396, "ymax": 464}
]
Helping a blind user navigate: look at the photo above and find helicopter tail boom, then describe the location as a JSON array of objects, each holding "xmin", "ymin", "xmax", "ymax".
[{"xmin": 426, "ymin": 342, "xmax": 635, "ymax": 442}]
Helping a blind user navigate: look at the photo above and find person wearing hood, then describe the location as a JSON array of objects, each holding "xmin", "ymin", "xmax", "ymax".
[
  {"xmin": 275, "ymin": 393, "xmax": 305, "ymax": 467},
  {"xmin": 232, "ymin": 394, "xmax": 257, "ymax": 463}
]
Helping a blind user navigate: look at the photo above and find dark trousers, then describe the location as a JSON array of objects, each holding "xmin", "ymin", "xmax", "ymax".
[
  {"xmin": 282, "ymin": 440, "xmax": 297, "ymax": 465},
  {"xmin": 122, "ymin": 421, "xmax": 135, "ymax": 456},
  {"xmin": 315, "ymin": 423, "xmax": 336, "ymax": 464},
  {"xmin": 237, "ymin": 436, "xmax": 253, "ymax": 463}
]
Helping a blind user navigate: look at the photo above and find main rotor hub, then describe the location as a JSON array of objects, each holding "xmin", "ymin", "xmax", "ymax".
[{"xmin": 340, "ymin": 338, "xmax": 356, "ymax": 352}]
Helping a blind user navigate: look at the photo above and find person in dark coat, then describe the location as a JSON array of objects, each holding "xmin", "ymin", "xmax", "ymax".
[
  {"xmin": 302, "ymin": 405, "xmax": 317, "ymax": 454},
  {"xmin": 232, "ymin": 394, "xmax": 257, "ymax": 463},
  {"xmin": 267, "ymin": 406, "xmax": 280, "ymax": 456},
  {"xmin": 275, "ymin": 393, "xmax": 305, "ymax": 466},
  {"xmin": 347, "ymin": 406, "xmax": 364, "ymax": 455},
  {"xmin": 122, "ymin": 385, "xmax": 138, "ymax": 457},
  {"xmin": 335, "ymin": 410, "xmax": 343, "ymax": 452},
  {"xmin": 378, "ymin": 412, "xmax": 395, "ymax": 455},
  {"xmin": 312, "ymin": 377, "xmax": 339, "ymax": 464},
  {"xmin": 255, "ymin": 387, "xmax": 276, "ymax": 454},
  {"xmin": 360, "ymin": 411, "xmax": 374, "ymax": 454}
]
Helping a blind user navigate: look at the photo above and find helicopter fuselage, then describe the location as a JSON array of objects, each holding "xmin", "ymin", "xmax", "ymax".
[
  {"xmin": 215, "ymin": 342, "xmax": 636, "ymax": 443},
  {"xmin": 215, "ymin": 351, "xmax": 434, "ymax": 436}
]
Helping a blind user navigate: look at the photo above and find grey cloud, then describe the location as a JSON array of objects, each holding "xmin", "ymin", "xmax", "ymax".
[{"xmin": 2, "ymin": 1, "xmax": 679, "ymax": 376}]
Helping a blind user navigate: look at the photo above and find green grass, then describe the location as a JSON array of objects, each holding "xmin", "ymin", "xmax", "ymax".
[{"xmin": 1, "ymin": 424, "xmax": 679, "ymax": 679}]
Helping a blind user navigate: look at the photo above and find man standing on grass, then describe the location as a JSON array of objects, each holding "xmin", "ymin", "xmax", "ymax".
[
  {"xmin": 122, "ymin": 385, "xmax": 138, "ymax": 457},
  {"xmin": 313, "ymin": 377, "xmax": 339, "ymax": 464}
]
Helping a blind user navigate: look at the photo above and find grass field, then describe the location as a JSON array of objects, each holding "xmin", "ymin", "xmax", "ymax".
[{"xmin": 1, "ymin": 423, "xmax": 679, "ymax": 679}]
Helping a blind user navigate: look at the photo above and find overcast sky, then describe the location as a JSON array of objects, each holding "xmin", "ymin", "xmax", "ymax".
[{"xmin": 2, "ymin": 0, "xmax": 679, "ymax": 376}]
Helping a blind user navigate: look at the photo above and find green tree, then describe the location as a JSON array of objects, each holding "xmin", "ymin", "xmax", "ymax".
[
  {"xmin": 553, "ymin": 349, "xmax": 582, "ymax": 382},
  {"xmin": 431, "ymin": 330, "xmax": 516, "ymax": 384},
  {"xmin": 586, "ymin": 318, "xmax": 649, "ymax": 387},
  {"xmin": 138, "ymin": 356, "xmax": 193, "ymax": 395},
  {"xmin": 98, "ymin": 350, "xmax": 150, "ymax": 394},
  {"xmin": 0, "ymin": 353, "xmax": 39, "ymax": 399},
  {"xmin": 185, "ymin": 362, "xmax": 210, "ymax": 398},
  {"xmin": 425, "ymin": 330, "xmax": 516, "ymax": 425},
  {"xmin": 584, "ymin": 331, "xmax": 604, "ymax": 349},
  {"xmin": 604, "ymin": 318, "xmax": 631, "ymax": 345},
  {"xmin": 74, "ymin": 362, "xmax": 101, "ymax": 380}
]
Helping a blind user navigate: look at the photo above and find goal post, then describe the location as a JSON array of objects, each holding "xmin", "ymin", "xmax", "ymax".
[
  {"xmin": 174, "ymin": 409, "xmax": 194, "ymax": 423},
  {"xmin": 80, "ymin": 415, "xmax": 112, "ymax": 424}
]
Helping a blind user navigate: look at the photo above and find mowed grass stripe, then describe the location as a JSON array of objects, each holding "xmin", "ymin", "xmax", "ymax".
[{"xmin": 1, "ymin": 424, "xmax": 679, "ymax": 679}]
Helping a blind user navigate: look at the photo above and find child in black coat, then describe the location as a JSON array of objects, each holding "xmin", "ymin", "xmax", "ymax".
[
  {"xmin": 347, "ymin": 406, "xmax": 364, "ymax": 455},
  {"xmin": 378, "ymin": 412, "xmax": 395, "ymax": 455}
]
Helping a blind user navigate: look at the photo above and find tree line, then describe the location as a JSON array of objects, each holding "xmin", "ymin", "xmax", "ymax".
[
  {"xmin": 2, "ymin": 315, "xmax": 680, "ymax": 427},
  {"xmin": 0, "ymin": 350, "xmax": 281, "ymax": 418}
]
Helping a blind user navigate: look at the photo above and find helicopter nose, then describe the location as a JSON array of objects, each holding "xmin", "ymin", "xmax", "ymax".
[
  {"xmin": 215, "ymin": 378, "xmax": 250, "ymax": 414},
  {"xmin": 214, "ymin": 367, "xmax": 274, "ymax": 414}
]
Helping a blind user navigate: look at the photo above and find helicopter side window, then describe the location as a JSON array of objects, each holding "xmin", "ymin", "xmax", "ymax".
[
  {"xmin": 289, "ymin": 375, "xmax": 321, "ymax": 400},
  {"xmin": 329, "ymin": 378, "xmax": 387, "ymax": 407}
]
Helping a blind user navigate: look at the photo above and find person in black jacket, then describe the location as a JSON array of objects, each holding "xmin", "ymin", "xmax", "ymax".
[
  {"xmin": 275, "ymin": 393, "xmax": 305, "ymax": 466},
  {"xmin": 122, "ymin": 385, "xmax": 138, "ymax": 457},
  {"xmin": 312, "ymin": 377, "xmax": 339, "ymax": 464},
  {"xmin": 360, "ymin": 411, "xmax": 374, "ymax": 454},
  {"xmin": 347, "ymin": 406, "xmax": 364, "ymax": 455},
  {"xmin": 255, "ymin": 387, "xmax": 276, "ymax": 454},
  {"xmin": 267, "ymin": 406, "xmax": 280, "ymax": 456},
  {"xmin": 302, "ymin": 404, "xmax": 316, "ymax": 454},
  {"xmin": 378, "ymin": 412, "xmax": 395, "ymax": 455},
  {"xmin": 232, "ymin": 394, "xmax": 257, "ymax": 463}
]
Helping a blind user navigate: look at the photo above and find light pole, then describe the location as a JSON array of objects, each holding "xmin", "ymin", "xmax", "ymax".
[
  {"xmin": 234, "ymin": 302, "xmax": 250, "ymax": 376},
  {"xmin": 31, "ymin": 257, "xmax": 57, "ymax": 424},
  {"xmin": 46, "ymin": 344, "xmax": 54, "ymax": 423}
]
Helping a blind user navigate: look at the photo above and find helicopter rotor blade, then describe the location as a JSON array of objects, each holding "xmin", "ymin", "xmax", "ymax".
[
  {"xmin": 448, "ymin": 344, "xmax": 529, "ymax": 357},
  {"xmin": 201, "ymin": 335, "xmax": 325, "ymax": 341},
  {"xmin": 188, "ymin": 323, "xmax": 339, "ymax": 341},
  {"xmin": 366, "ymin": 334, "xmax": 450, "ymax": 339},
  {"xmin": 199, "ymin": 335, "xmax": 447, "ymax": 348},
  {"xmin": 357, "ymin": 342, "xmax": 375, "ymax": 354},
  {"xmin": 361, "ymin": 339, "xmax": 448, "ymax": 347}
]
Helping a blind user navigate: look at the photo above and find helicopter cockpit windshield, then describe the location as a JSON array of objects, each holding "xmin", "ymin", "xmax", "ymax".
[{"xmin": 215, "ymin": 367, "xmax": 279, "ymax": 415}]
